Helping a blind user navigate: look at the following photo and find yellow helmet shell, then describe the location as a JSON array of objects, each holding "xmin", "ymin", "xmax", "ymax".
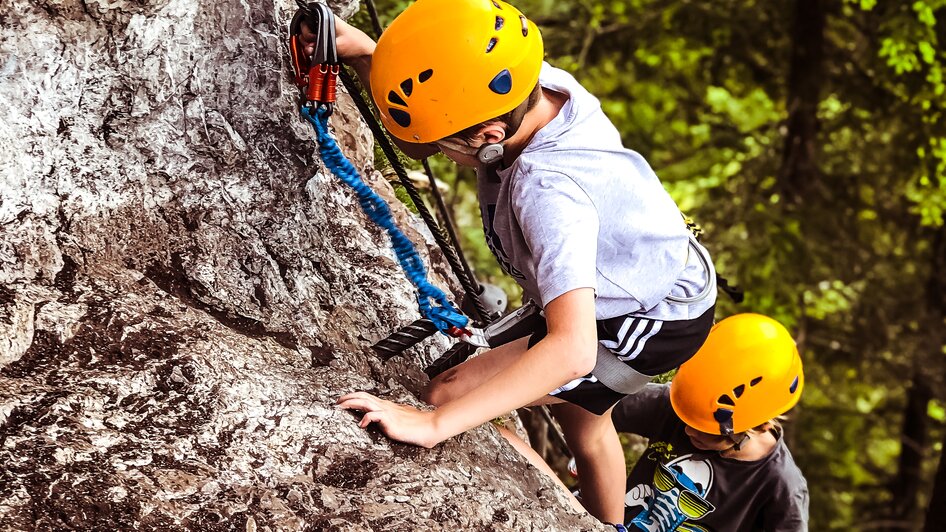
[
  {"xmin": 670, "ymin": 314, "xmax": 804, "ymax": 435},
  {"xmin": 370, "ymin": 0, "xmax": 544, "ymax": 143}
]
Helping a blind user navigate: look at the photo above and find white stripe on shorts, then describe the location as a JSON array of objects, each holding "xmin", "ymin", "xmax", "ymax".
[
  {"xmin": 550, "ymin": 374, "xmax": 599, "ymax": 396},
  {"xmin": 615, "ymin": 318, "xmax": 652, "ymax": 356},
  {"xmin": 600, "ymin": 316, "xmax": 639, "ymax": 350},
  {"xmin": 619, "ymin": 319, "xmax": 663, "ymax": 362}
]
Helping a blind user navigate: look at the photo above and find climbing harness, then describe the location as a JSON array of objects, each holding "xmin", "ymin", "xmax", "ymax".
[
  {"xmin": 292, "ymin": 2, "xmax": 468, "ymax": 334},
  {"xmin": 666, "ymin": 234, "xmax": 717, "ymax": 305},
  {"xmin": 682, "ymin": 212, "xmax": 745, "ymax": 304}
]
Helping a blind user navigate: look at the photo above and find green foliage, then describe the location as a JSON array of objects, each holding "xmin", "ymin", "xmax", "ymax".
[
  {"xmin": 930, "ymin": 400, "xmax": 946, "ymax": 422},
  {"xmin": 864, "ymin": 0, "xmax": 946, "ymax": 228}
]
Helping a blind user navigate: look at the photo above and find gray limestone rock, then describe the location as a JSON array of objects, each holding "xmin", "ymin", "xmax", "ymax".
[{"xmin": 0, "ymin": 0, "xmax": 604, "ymax": 530}]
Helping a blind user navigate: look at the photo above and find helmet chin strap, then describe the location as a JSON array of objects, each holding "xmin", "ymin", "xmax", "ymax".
[
  {"xmin": 435, "ymin": 138, "xmax": 506, "ymax": 166},
  {"xmin": 721, "ymin": 432, "xmax": 750, "ymax": 456},
  {"xmin": 476, "ymin": 143, "xmax": 505, "ymax": 165}
]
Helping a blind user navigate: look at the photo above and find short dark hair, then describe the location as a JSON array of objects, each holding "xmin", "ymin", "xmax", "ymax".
[{"xmin": 446, "ymin": 83, "xmax": 543, "ymax": 144}]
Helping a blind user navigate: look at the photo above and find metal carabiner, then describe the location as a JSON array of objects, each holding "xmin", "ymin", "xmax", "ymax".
[{"xmin": 289, "ymin": 1, "xmax": 339, "ymax": 113}]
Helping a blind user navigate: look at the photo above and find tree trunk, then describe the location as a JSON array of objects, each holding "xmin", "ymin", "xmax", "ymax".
[
  {"xmin": 925, "ymin": 429, "xmax": 946, "ymax": 532},
  {"xmin": 779, "ymin": 0, "xmax": 826, "ymax": 203},
  {"xmin": 0, "ymin": 1, "xmax": 604, "ymax": 529},
  {"xmin": 888, "ymin": 372, "xmax": 932, "ymax": 531},
  {"xmin": 922, "ymin": 227, "xmax": 946, "ymax": 531}
]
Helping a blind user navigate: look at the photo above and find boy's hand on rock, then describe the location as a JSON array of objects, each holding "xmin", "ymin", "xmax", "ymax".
[{"xmin": 337, "ymin": 391, "xmax": 444, "ymax": 448}]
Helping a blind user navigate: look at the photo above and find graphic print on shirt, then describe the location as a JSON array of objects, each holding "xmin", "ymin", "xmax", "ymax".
[
  {"xmin": 625, "ymin": 452, "xmax": 716, "ymax": 532},
  {"xmin": 483, "ymin": 204, "xmax": 526, "ymax": 281}
]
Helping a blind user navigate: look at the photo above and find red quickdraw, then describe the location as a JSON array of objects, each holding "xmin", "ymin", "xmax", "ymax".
[
  {"xmin": 446, "ymin": 326, "xmax": 472, "ymax": 339},
  {"xmin": 290, "ymin": 1, "xmax": 340, "ymax": 114}
]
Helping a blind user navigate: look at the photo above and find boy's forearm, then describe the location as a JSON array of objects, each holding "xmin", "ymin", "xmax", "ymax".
[
  {"xmin": 430, "ymin": 288, "xmax": 598, "ymax": 441},
  {"xmin": 431, "ymin": 334, "xmax": 595, "ymax": 440},
  {"xmin": 346, "ymin": 54, "xmax": 373, "ymax": 91}
]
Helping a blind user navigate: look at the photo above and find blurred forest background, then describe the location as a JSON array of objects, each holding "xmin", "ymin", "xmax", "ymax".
[{"xmin": 351, "ymin": 0, "xmax": 946, "ymax": 529}]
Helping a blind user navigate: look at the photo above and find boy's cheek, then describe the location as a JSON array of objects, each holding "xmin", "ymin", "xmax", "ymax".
[{"xmin": 440, "ymin": 149, "xmax": 478, "ymax": 167}]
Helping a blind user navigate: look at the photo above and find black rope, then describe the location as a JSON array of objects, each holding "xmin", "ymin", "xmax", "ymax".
[
  {"xmin": 536, "ymin": 404, "xmax": 573, "ymax": 459},
  {"xmin": 338, "ymin": 67, "xmax": 490, "ymax": 322},
  {"xmin": 342, "ymin": 0, "xmax": 573, "ymax": 462},
  {"xmin": 363, "ymin": 0, "xmax": 384, "ymax": 37},
  {"xmin": 422, "ymin": 159, "xmax": 479, "ymax": 292},
  {"xmin": 357, "ymin": 0, "xmax": 486, "ymax": 319},
  {"xmin": 424, "ymin": 342, "xmax": 477, "ymax": 378}
]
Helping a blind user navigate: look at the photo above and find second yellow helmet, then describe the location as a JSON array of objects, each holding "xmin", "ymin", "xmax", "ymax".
[
  {"xmin": 369, "ymin": 0, "xmax": 544, "ymax": 143},
  {"xmin": 670, "ymin": 314, "xmax": 804, "ymax": 435}
]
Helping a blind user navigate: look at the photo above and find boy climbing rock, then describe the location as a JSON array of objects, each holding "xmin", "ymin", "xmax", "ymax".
[{"xmin": 329, "ymin": 0, "xmax": 718, "ymax": 524}]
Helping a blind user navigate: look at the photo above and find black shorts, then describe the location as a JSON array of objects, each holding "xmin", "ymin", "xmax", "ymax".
[{"xmin": 528, "ymin": 305, "xmax": 715, "ymax": 415}]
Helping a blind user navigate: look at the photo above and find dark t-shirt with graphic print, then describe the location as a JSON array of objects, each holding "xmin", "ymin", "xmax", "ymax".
[{"xmin": 612, "ymin": 384, "xmax": 809, "ymax": 532}]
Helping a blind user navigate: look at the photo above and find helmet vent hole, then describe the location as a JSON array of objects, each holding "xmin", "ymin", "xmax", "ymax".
[
  {"xmin": 400, "ymin": 78, "xmax": 413, "ymax": 97},
  {"xmin": 520, "ymin": 15, "xmax": 528, "ymax": 36},
  {"xmin": 491, "ymin": 0, "xmax": 502, "ymax": 9},
  {"xmin": 419, "ymin": 69, "xmax": 433, "ymax": 83},
  {"xmin": 388, "ymin": 91, "xmax": 407, "ymax": 106},
  {"xmin": 495, "ymin": 16, "xmax": 505, "ymax": 30},
  {"xmin": 488, "ymin": 69, "xmax": 512, "ymax": 94},
  {"xmin": 789, "ymin": 376, "xmax": 799, "ymax": 394},
  {"xmin": 732, "ymin": 384, "xmax": 745, "ymax": 398},
  {"xmin": 750, "ymin": 376, "xmax": 763, "ymax": 387},
  {"xmin": 486, "ymin": 37, "xmax": 498, "ymax": 53},
  {"xmin": 388, "ymin": 108, "xmax": 411, "ymax": 128},
  {"xmin": 717, "ymin": 394, "xmax": 735, "ymax": 406}
]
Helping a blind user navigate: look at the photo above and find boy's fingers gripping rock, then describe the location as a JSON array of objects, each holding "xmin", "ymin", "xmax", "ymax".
[
  {"xmin": 359, "ymin": 410, "xmax": 385, "ymax": 429},
  {"xmin": 337, "ymin": 392, "xmax": 386, "ymax": 412}
]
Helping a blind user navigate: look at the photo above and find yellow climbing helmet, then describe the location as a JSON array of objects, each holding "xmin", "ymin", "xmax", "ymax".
[
  {"xmin": 369, "ymin": 0, "xmax": 544, "ymax": 143},
  {"xmin": 670, "ymin": 314, "xmax": 804, "ymax": 435}
]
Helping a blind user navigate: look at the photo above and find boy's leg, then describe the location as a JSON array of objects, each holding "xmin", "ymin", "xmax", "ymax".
[
  {"xmin": 423, "ymin": 336, "xmax": 530, "ymax": 406},
  {"xmin": 550, "ymin": 401, "xmax": 626, "ymax": 524}
]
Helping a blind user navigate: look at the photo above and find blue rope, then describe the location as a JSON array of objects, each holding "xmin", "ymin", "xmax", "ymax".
[{"xmin": 301, "ymin": 105, "xmax": 468, "ymax": 332}]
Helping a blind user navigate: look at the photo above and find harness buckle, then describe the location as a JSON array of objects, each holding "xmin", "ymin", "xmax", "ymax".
[{"xmin": 446, "ymin": 326, "xmax": 491, "ymax": 348}]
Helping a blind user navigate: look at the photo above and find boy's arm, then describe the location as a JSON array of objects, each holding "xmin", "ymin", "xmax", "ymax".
[
  {"xmin": 762, "ymin": 483, "xmax": 809, "ymax": 532},
  {"xmin": 334, "ymin": 18, "xmax": 439, "ymax": 160},
  {"xmin": 610, "ymin": 383, "xmax": 675, "ymax": 439},
  {"xmin": 338, "ymin": 287, "xmax": 599, "ymax": 448}
]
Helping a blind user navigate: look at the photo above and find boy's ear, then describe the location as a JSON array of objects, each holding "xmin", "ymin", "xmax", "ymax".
[{"xmin": 480, "ymin": 123, "xmax": 507, "ymax": 145}]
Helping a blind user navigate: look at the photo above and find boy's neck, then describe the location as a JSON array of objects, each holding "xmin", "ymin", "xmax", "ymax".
[
  {"xmin": 500, "ymin": 87, "xmax": 568, "ymax": 166},
  {"xmin": 720, "ymin": 428, "xmax": 779, "ymax": 461}
]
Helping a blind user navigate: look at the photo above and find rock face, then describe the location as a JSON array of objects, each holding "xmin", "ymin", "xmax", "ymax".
[{"xmin": 0, "ymin": 0, "xmax": 603, "ymax": 529}]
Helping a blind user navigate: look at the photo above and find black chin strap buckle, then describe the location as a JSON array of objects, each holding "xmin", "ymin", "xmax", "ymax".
[{"xmin": 476, "ymin": 143, "xmax": 504, "ymax": 165}]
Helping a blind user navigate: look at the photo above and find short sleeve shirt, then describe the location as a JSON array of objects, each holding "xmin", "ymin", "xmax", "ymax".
[
  {"xmin": 476, "ymin": 63, "xmax": 716, "ymax": 321},
  {"xmin": 612, "ymin": 384, "xmax": 810, "ymax": 532}
]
